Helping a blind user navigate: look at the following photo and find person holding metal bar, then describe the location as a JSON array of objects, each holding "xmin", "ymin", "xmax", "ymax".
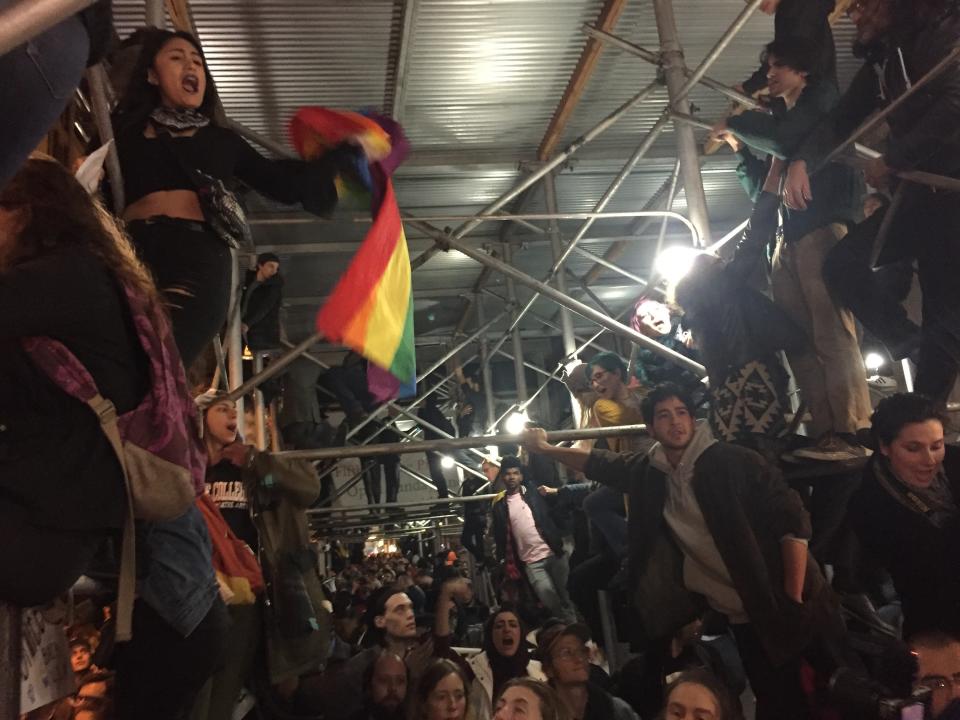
[
  {"xmin": 785, "ymin": 0, "xmax": 960, "ymax": 405},
  {"xmin": 108, "ymin": 28, "xmax": 356, "ymax": 367},
  {"xmin": 522, "ymin": 383, "xmax": 850, "ymax": 720},
  {"xmin": 714, "ymin": 36, "xmax": 872, "ymax": 462}
]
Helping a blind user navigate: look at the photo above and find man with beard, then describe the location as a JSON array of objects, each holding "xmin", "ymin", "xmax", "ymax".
[
  {"xmin": 784, "ymin": 0, "xmax": 960, "ymax": 405},
  {"xmin": 523, "ymin": 382, "xmax": 848, "ymax": 720},
  {"xmin": 350, "ymin": 652, "xmax": 409, "ymax": 720}
]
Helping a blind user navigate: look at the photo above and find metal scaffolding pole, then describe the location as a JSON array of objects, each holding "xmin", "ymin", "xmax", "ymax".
[
  {"xmin": 544, "ymin": 172, "xmax": 577, "ymax": 358},
  {"xmin": 85, "ymin": 65, "xmax": 125, "ymax": 216},
  {"xmin": 253, "ymin": 353, "xmax": 267, "ymax": 450},
  {"xmin": 475, "ymin": 294, "xmax": 498, "ymax": 431},
  {"xmin": 145, "ymin": 0, "xmax": 165, "ymax": 27},
  {"xmin": 435, "ymin": 238, "xmax": 705, "ymax": 376},
  {"xmin": 409, "ymin": 80, "xmax": 662, "ymax": 269},
  {"xmin": 502, "ymin": 243, "xmax": 529, "ymax": 401},
  {"xmin": 654, "ymin": 158, "xmax": 683, "ymax": 260},
  {"xmin": 581, "ymin": 24, "xmax": 764, "ymax": 111},
  {"xmin": 0, "ymin": 0, "xmax": 95, "ymax": 56},
  {"xmin": 311, "ymin": 492, "xmax": 499, "ymax": 515},
  {"xmin": 277, "ymin": 423, "xmax": 646, "ymax": 461},
  {"xmin": 226, "ymin": 251, "xmax": 245, "ymax": 421}
]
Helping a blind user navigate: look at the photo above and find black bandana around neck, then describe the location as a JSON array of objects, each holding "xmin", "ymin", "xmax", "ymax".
[{"xmin": 150, "ymin": 106, "xmax": 210, "ymax": 133}]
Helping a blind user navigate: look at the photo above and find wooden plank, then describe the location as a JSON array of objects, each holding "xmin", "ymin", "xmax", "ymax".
[{"xmin": 537, "ymin": 0, "xmax": 628, "ymax": 161}]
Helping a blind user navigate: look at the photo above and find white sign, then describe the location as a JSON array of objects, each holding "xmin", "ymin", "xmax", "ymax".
[{"xmin": 20, "ymin": 608, "xmax": 73, "ymax": 713}]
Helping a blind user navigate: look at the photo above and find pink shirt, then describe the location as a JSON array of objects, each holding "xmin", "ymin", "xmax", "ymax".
[{"xmin": 505, "ymin": 492, "xmax": 553, "ymax": 564}]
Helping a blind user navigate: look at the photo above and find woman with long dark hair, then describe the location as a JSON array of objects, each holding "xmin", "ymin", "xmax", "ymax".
[
  {"xmin": 850, "ymin": 392, "xmax": 960, "ymax": 637},
  {"xmin": 468, "ymin": 607, "xmax": 547, "ymax": 720},
  {"xmin": 111, "ymin": 28, "xmax": 352, "ymax": 365},
  {"xmin": 0, "ymin": 156, "xmax": 226, "ymax": 720},
  {"xmin": 411, "ymin": 659, "xmax": 471, "ymax": 720}
]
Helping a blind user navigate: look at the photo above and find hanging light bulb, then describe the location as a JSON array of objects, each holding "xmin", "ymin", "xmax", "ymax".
[
  {"xmin": 654, "ymin": 246, "xmax": 704, "ymax": 285},
  {"xmin": 864, "ymin": 352, "xmax": 885, "ymax": 374},
  {"xmin": 505, "ymin": 410, "xmax": 530, "ymax": 435},
  {"xmin": 440, "ymin": 455, "xmax": 455, "ymax": 469},
  {"xmin": 242, "ymin": 345, "xmax": 253, "ymax": 360}
]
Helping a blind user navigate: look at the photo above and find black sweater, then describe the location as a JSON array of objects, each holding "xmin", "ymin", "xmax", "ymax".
[{"xmin": 0, "ymin": 249, "xmax": 149, "ymax": 530}]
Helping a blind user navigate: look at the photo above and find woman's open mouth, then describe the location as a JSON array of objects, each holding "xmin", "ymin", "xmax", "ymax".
[{"xmin": 182, "ymin": 74, "xmax": 200, "ymax": 93}]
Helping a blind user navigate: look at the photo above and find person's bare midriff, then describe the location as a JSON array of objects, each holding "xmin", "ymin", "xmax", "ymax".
[{"xmin": 123, "ymin": 189, "xmax": 204, "ymax": 223}]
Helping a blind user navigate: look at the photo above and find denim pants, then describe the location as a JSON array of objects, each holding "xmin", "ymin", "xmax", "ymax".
[
  {"xmin": 524, "ymin": 554, "xmax": 577, "ymax": 623},
  {"xmin": 0, "ymin": 8, "xmax": 89, "ymax": 189}
]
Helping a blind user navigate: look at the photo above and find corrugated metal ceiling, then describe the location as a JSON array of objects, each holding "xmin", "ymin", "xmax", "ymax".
[{"xmin": 110, "ymin": 0, "xmax": 859, "ymax": 347}]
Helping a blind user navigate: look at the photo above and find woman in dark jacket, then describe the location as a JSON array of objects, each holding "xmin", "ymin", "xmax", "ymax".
[
  {"xmin": 850, "ymin": 392, "xmax": 960, "ymax": 638},
  {"xmin": 111, "ymin": 28, "xmax": 353, "ymax": 365}
]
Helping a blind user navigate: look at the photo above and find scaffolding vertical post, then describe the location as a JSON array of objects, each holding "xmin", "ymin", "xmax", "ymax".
[
  {"xmin": 227, "ymin": 250, "xmax": 245, "ymax": 422},
  {"xmin": 253, "ymin": 352, "xmax": 268, "ymax": 450},
  {"xmin": 502, "ymin": 243, "xmax": 529, "ymax": 402},
  {"xmin": 652, "ymin": 0, "xmax": 711, "ymax": 245},
  {"xmin": 145, "ymin": 0, "xmax": 165, "ymax": 27},
  {"xmin": 475, "ymin": 293, "xmax": 498, "ymax": 431},
  {"xmin": 544, "ymin": 172, "xmax": 577, "ymax": 358},
  {"xmin": 85, "ymin": 65, "xmax": 124, "ymax": 216}
]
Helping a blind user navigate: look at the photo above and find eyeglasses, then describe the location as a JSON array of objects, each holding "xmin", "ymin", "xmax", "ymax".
[
  {"xmin": 921, "ymin": 674, "xmax": 960, "ymax": 694},
  {"xmin": 554, "ymin": 646, "xmax": 590, "ymax": 662}
]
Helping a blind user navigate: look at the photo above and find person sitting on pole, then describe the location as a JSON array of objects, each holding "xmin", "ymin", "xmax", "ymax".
[
  {"xmin": 521, "ymin": 382, "xmax": 849, "ymax": 720},
  {"xmin": 713, "ymin": 36, "xmax": 872, "ymax": 462},
  {"xmin": 738, "ymin": 0, "xmax": 839, "ymax": 96},
  {"xmin": 784, "ymin": 0, "xmax": 960, "ymax": 406},
  {"xmin": 489, "ymin": 457, "xmax": 577, "ymax": 625}
]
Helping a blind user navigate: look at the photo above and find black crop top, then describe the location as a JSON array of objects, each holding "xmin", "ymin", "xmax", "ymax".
[{"xmin": 115, "ymin": 124, "xmax": 339, "ymax": 216}]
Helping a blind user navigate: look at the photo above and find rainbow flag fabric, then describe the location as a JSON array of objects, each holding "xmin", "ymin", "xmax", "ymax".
[{"xmin": 290, "ymin": 108, "xmax": 415, "ymax": 401}]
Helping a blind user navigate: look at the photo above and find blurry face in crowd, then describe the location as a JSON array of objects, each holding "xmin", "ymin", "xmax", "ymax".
[
  {"xmin": 482, "ymin": 460, "xmax": 501, "ymax": 483},
  {"xmin": 71, "ymin": 644, "xmax": 92, "ymax": 673},
  {"xmin": 765, "ymin": 53, "xmax": 808, "ymax": 99},
  {"xmin": 548, "ymin": 635, "xmax": 590, "ymax": 685},
  {"xmin": 424, "ymin": 672, "xmax": 467, "ymax": 720},
  {"xmin": 370, "ymin": 653, "xmax": 407, "ymax": 712},
  {"xmin": 664, "ymin": 682, "xmax": 721, "ymax": 720},
  {"xmin": 881, "ymin": 419, "xmax": 945, "ymax": 489},
  {"xmin": 148, "ymin": 37, "xmax": 207, "ymax": 110},
  {"xmin": 205, "ymin": 400, "xmax": 239, "ymax": 446},
  {"xmin": 590, "ymin": 365, "xmax": 624, "ymax": 401},
  {"xmin": 494, "ymin": 686, "xmax": 543, "ymax": 720},
  {"xmin": 501, "ymin": 467, "xmax": 523, "ymax": 494},
  {"xmin": 847, "ymin": 0, "xmax": 894, "ymax": 46},
  {"xmin": 637, "ymin": 300, "xmax": 673, "ymax": 339},
  {"xmin": 649, "ymin": 397, "xmax": 695, "ymax": 452},
  {"xmin": 376, "ymin": 593, "xmax": 417, "ymax": 640},
  {"xmin": 491, "ymin": 611, "xmax": 522, "ymax": 658},
  {"xmin": 915, "ymin": 642, "xmax": 960, "ymax": 718},
  {"xmin": 257, "ymin": 260, "xmax": 280, "ymax": 281}
]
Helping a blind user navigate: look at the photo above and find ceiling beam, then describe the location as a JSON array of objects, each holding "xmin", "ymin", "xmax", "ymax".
[
  {"xmin": 385, "ymin": 0, "xmax": 419, "ymax": 123},
  {"xmin": 536, "ymin": 0, "xmax": 628, "ymax": 161}
]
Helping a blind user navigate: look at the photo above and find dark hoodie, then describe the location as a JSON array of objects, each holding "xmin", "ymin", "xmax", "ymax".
[
  {"xmin": 241, "ymin": 268, "xmax": 284, "ymax": 351},
  {"xmin": 796, "ymin": 2, "xmax": 960, "ymax": 176}
]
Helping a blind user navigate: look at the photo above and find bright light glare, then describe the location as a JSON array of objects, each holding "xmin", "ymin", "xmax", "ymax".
[
  {"xmin": 864, "ymin": 352, "xmax": 884, "ymax": 373},
  {"xmin": 486, "ymin": 445, "xmax": 500, "ymax": 459},
  {"xmin": 563, "ymin": 357, "xmax": 582, "ymax": 376},
  {"xmin": 387, "ymin": 543, "xmax": 398, "ymax": 554},
  {"xmin": 440, "ymin": 455, "xmax": 455, "ymax": 470},
  {"xmin": 655, "ymin": 246, "xmax": 704, "ymax": 285},
  {"xmin": 505, "ymin": 411, "xmax": 530, "ymax": 435}
]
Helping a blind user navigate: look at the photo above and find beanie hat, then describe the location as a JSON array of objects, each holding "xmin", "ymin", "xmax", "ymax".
[{"xmin": 257, "ymin": 252, "xmax": 280, "ymax": 266}]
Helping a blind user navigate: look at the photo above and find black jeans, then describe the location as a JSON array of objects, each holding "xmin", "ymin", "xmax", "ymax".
[
  {"xmin": 568, "ymin": 550, "xmax": 621, "ymax": 648},
  {"xmin": 824, "ymin": 186, "xmax": 960, "ymax": 403},
  {"xmin": 425, "ymin": 450, "xmax": 451, "ymax": 498},
  {"xmin": 460, "ymin": 516, "xmax": 487, "ymax": 563},
  {"xmin": 114, "ymin": 598, "xmax": 229, "ymax": 720},
  {"xmin": 129, "ymin": 219, "xmax": 232, "ymax": 367}
]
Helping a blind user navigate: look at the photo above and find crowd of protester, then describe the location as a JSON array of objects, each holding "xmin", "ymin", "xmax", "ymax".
[{"xmin": 3, "ymin": 0, "xmax": 960, "ymax": 719}]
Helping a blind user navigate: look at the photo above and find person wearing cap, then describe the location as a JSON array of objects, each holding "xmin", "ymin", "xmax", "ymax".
[
  {"xmin": 490, "ymin": 457, "xmax": 577, "ymax": 624},
  {"xmin": 241, "ymin": 252, "xmax": 284, "ymax": 352},
  {"xmin": 523, "ymin": 382, "xmax": 848, "ymax": 720},
  {"xmin": 537, "ymin": 621, "xmax": 638, "ymax": 720}
]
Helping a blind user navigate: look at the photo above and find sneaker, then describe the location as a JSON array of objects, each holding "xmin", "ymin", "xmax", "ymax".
[{"xmin": 793, "ymin": 434, "xmax": 872, "ymax": 462}]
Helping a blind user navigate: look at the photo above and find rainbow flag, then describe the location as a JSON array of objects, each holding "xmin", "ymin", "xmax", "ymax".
[{"xmin": 290, "ymin": 108, "xmax": 415, "ymax": 400}]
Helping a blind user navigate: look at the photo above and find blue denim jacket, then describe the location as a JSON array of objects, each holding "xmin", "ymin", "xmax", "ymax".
[{"xmin": 139, "ymin": 504, "xmax": 218, "ymax": 637}]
